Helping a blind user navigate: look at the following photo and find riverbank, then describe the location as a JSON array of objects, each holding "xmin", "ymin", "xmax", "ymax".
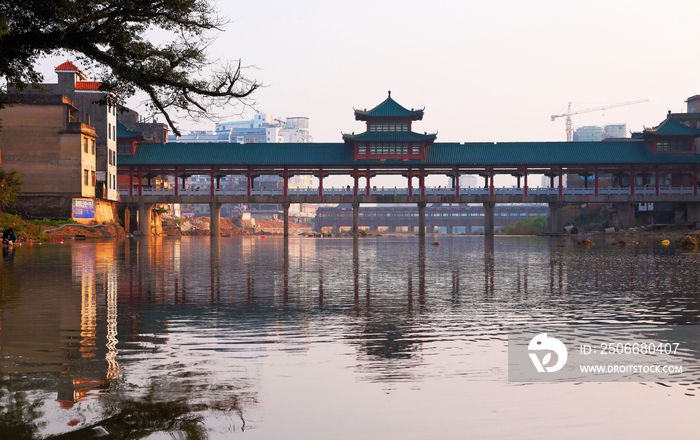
[
  {"xmin": 161, "ymin": 216, "xmax": 313, "ymax": 236},
  {"xmin": 0, "ymin": 212, "xmax": 126, "ymax": 241}
]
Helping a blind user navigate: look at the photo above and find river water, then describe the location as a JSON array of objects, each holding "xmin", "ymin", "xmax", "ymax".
[{"xmin": 0, "ymin": 235, "xmax": 698, "ymax": 439}]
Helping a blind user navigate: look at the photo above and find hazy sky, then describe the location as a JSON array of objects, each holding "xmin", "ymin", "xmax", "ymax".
[
  {"xmin": 35, "ymin": 1, "xmax": 700, "ymax": 186},
  {"xmin": 36, "ymin": 0, "xmax": 699, "ymax": 143}
]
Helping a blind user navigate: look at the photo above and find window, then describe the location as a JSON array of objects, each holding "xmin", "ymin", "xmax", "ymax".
[
  {"xmin": 83, "ymin": 138, "xmax": 88, "ymax": 153},
  {"xmin": 369, "ymin": 122, "xmax": 408, "ymax": 132},
  {"xmin": 358, "ymin": 143, "xmax": 366, "ymax": 155},
  {"xmin": 108, "ymin": 123, "xmax": 111, "ymax": 140},
  {"xmin": 412, "ymin": 143, "xmax": 421, "ymax": 155},
  {"xmin": 91, "ymin": 139, "xmax": 96, "ymax": 155},
  {"xmin": 91, "ymin": 171, "xmax": 96, "ymax": 187},
  {"xmin": 657, "ymin": 140, "xmax": 693, "ymax": 151},
  {"xmin": 84, "ymin": 169, "xmax": 89, "ymax": 185},
  {"xmin": 367, "ymin": 143, "xmax": 410, "ymax": 156}
]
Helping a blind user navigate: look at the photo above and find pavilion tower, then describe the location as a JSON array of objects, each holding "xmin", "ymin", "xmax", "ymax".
[{"xmin": 342, "ymin": 91, "xmax": 436, "ymax": 161}]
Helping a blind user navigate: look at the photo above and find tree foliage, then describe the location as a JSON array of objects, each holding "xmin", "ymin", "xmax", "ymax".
[
  {"xmin": 0, "ymin": 168, "xmax": 21, "ymax": 210},
  {"xmin": 499, "ymin": 216, "xmax": 548, "ymax": 235},
  {"xmin": 0, "ymin": 1, "xmax": 259, "ymax": 135}
]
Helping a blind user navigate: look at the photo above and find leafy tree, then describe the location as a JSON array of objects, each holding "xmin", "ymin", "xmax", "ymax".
[
  {"xmin": 500, "ymin": 216, "xmax": 548, "ymax": 235},
  {"xmin": 0, "ymin": 168, "xmax": 21, "ymax": 210},
  {"xmin": 0, "ymin": 1, "xmax": 259, "ymax": 135}
]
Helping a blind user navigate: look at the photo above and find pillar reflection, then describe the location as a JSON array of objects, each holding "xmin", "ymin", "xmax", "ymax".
[
  {"xmin": 418, "ymin": 236, "xmax": 426, "ymax": 309},
  {"xmin": 353, "ymin": 237, "xmax": 360, "ymax": 315},
  {"xmin": 283, "ymin": 237, "xmax": 289, "ymax": 303},
  {"xmin": 484, "ymin": 235, "xmax": 495, "ymax": 295},
  {"xmin": 211, "ymin": 236, "xmax": 221, "ymax": 303}
]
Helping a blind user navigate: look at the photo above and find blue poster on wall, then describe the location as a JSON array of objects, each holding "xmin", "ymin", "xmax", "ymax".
[{"xmin": 72, "ymin": 198, "xmax": 95, "ymax": 219}]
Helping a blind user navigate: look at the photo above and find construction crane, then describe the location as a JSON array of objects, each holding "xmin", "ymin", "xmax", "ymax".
[{"xmin": 551, "ymin": 99, "xmax": 649, "ymax": 141}]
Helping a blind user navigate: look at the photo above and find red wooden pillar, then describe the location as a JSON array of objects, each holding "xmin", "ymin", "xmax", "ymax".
[
  {"xmin": 420, "ymin": 170, "xmax": 425, "ymax": 197},
  {"xmin": 365, "ymin": 170, "xmax": 371, "ymax": 197},
  {"xmin": 246, "ymin": 169, "xmax": 252, "ymax": 197},
  {"xmin": 283, "ymin": 168, "xmax": 289, "ymax": 197},
  {"xmin": 630, "ymin": 166, "xmax": 635, "ymax": 196},
  {"xmin": 454, "ymin": 168, "xmax": 460, "ymax": 197},
  {"xmin": 353, "ymin": 169, "xmax": 359, "ymax": 197},
  {"xmin": 408, "ymin": 168, "xmax": 413, "ymax": 197},
  {"xmin": 655, "ymin": 167, "xmax": 660, "ymax": 196},
  {"xmin": 558, "ymin": 167, "xmax": 563, "ymax": 196},
  {"xmin": 210, "ymin": 169, "xmax": 215, "ymax": 197},
  {"xmin": 174, "ymin": 168, "xmax": 179, "ymax": 197},
  {"xmin": 129, "ymin": 169, "xmax": 133, "ymax": 196},
  {"xmin": 489, "ymin": 169, "xmax": 494, "ymax": 197},
  {"xmin": 594, "ymin": 168, "xmax": 599, "ymax": 197},
  {"xmin": 318, "ymin": 168, "xmax": 323, "ymax": 196},
  {"xmin": 523, "ymin": 169, "xmax": 528, "ymax": 196},
  {"xmin": 137, "ymin": 169, "xmax": 143, "ymax": 197}
]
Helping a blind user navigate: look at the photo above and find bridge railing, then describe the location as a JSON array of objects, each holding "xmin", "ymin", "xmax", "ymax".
[{"xmin": 118, "ymin": 185, "xmax": 696, "ymax": 198}]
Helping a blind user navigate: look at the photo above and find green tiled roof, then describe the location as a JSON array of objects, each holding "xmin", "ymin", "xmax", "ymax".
[
  {"xmin": 117, "ymin": 140, "xmax": 700, "ymax": 168},
  {"xmin": 342, "ymin": 132, "xmax": 437, "ymax": 142},
  {"xmin": 643, "ymin": 115, "xmax": 700, "ymax": 137},
  {"xmin": 117, "ymin": 122, "xmax": 144, "ymax": 139},
  {"xmin": 354, "ymin": 92, "xmax": 424, "ymax": 120}
]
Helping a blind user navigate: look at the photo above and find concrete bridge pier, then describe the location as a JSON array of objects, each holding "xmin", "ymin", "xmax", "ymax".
[
  {"xmin": 210, "ymin": 201, "xmax": 221, "ymax": 237},
  {"xmin": 138, "ymin": 203, "xmax": 153, "ymax": 237},
  {"xmin": 548, "ymin": 202, "xmax": 564, "ymax": 234},
  {"xmin": 122, "ymin": 205, "xmax": 136, "ymax": 233},
  {"xmin": 283, "ymin": 202, "xmax": 290, "ymax": 236},
  {"xmin": 614, "ymin": 203, "xmax": 636, "ymax": 230},
  {"xmin": 687, "ymin": 203, "xmax": 700, "ymax": 226},
  {"xmin": 418, "ymin": 202, "xmax": 426, "ymax": 236},
  {"xmin": 483, "ymin": 202, "xmax": 495, "ymax": 236},
  {"xmin": 675, "ymin": 203, "xmax": 688, "ymax": 225},
  {"xmin": 352, "ymin": 202, "xmax": 360, "ymax": 234}
]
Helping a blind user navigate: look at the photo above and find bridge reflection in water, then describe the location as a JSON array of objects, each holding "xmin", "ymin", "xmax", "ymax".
[{"xmin": 2, "ymin": 237, "xmax": 700, "ymax": 437}]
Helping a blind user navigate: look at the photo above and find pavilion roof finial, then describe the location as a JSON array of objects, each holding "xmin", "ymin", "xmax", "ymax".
[{"xmin": 388, "ymin": 90, "xmax": 391, "ymax": 97}]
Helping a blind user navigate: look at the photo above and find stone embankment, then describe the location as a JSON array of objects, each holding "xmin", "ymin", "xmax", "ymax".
[{"xmin": 42, "ymin": 223, "xmax": 126, "ymax": 239}]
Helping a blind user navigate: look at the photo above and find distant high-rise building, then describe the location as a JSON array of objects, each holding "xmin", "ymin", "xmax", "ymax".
[
  {"xmin": 447, "ymin": 175, "xmax": 478, "ymax": 188},
  {"xmin": 573, "ymin": 126, "xmax": 604, "ymax": 142},
  {"xmin": 603, "ymin": 124, "xmax": 627, "ymax": 139},
  {"xmin": 169, "ymin": 114, "xmax": 313, "ymax": 144},
  {"xmin": 573, "ymin": 124, "xmax": 627, "ymax": 141}
]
